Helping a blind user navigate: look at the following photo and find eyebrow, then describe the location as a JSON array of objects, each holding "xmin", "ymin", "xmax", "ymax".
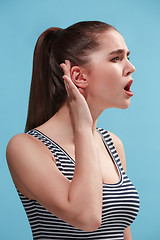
[{"xmin": 109, "ymin": 49, "xmax": 130, "ymax": 56}]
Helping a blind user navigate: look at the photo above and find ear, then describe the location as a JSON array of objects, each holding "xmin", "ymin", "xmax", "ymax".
[{"xmin": 70, "ymin": 66, "xmax": 88, "ymax": 89}]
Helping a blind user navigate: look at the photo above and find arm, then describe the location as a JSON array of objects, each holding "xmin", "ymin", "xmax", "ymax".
[
  {"xmin": 6, "ymin": 61, "xmax": 102, "ymax": 232},
  {"xmin": 108, "ymin": 131, "xmax": 132, "ymax": 239},
  {"xmin": 124, "ymin": 226, "xmax": 132, "ymax": 240},
  {"xmin": 7, "ymin": 130, "xmax": 102, "ymax": 232}
]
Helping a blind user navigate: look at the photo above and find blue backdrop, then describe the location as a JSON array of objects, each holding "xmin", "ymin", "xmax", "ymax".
[{"xmin": 1, "ymin": 0, "xmax": 160, "ymax": 239}]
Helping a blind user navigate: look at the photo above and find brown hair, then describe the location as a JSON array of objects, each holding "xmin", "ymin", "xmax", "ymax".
[{"xmin": 25, "ymin": 21, "xmax": 116, "ymax": 132}]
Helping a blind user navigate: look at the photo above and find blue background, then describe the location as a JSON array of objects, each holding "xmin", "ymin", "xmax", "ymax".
[{"xmin": 1, "ymin": 0, "xmax": 160, "ymax": 239}]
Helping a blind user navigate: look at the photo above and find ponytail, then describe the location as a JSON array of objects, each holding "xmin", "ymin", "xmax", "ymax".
[{"xmin": 25, "ymin": 28, "xmax": 67, "ymax": 132}]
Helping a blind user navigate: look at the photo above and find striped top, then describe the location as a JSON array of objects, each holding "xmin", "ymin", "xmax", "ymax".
[{"xmin": 17, "ymin": 127, "xmax": 140, "ymax": 239}]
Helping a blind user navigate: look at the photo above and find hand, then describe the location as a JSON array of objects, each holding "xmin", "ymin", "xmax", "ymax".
[{"xmin": 60, "ymin": 60, "xmax": 93, "ymax": 130}]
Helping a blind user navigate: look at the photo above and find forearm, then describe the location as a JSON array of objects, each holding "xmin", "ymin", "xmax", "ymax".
[
  {"xmin": 124, "ymin": 226, "xmax": 132, "ymax": 240},
  {"xmin": 68, "ymin": 127, "xmax": 102, "ymax": 230}
]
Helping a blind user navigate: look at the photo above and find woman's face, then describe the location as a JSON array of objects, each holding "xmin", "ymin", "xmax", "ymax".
[{"xmin": 85, "ymin": 30, "xmax": 135, "ymax": 111}]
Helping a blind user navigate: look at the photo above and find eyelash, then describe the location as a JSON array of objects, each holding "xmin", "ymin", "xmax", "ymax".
[
  {"xmin": 111, "ymin": 56, "xmax": 130, "ymax": 62},
  {"xmin": 111, "ymin": 56, "xmax": 120, "ymax": 62}
]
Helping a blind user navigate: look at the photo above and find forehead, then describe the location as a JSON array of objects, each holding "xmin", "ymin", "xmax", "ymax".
[{"xmin": 97, "ymin": 30, "xmax": 128, "ymax": 53}]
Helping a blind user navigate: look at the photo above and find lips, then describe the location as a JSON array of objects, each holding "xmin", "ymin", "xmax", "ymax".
[{"xmin": 124, "ymin": 79, "xmax": 133, "ymax": 97}]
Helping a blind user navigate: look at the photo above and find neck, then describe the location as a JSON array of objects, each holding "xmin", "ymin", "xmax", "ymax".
[{"xmin": 50, "ymin": 101, "xmax": 102, "ymax": 138}]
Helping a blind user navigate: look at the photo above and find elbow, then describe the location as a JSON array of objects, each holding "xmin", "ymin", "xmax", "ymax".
[
  {"xmin": 85, "ymin": 217, "xmax": 101, "ymax": 232},
  {"xmin": 78, "ymin": 212, "xmax": 102, "ymax": 232}
]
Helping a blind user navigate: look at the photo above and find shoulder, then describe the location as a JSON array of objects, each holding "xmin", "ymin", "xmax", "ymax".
[
  {"xmin": 108, "ymin": 130, "xmax": 127, "ymax": 172},
  {"xmin": 7, "ymin": 132, "xmax": 35, "ymax": 156},
  {"xmin": 6, "ymin": 132, "xmax": 53, "ymax": 165},
  {"xmin": 108, "ymin": 131, "xmax": 123, "ymax": 149},
  {"xmin": 6, "ymin": 133, "xmax": 29, "ymax": 158}
]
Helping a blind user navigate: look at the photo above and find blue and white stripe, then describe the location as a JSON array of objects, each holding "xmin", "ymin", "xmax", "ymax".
[{"xmin": 17, "ymin": 127, "xmax": 140, "ymax": 239}]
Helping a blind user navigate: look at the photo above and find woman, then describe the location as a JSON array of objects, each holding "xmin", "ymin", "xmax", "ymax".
[{"xmin": 6, "ymin": 21, "xmax": 140, "ymax": 239}]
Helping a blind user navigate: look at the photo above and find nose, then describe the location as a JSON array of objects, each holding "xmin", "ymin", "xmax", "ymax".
[{"xmin": 123, "ymin": 60, "xmax": 135, "ymax": 76}]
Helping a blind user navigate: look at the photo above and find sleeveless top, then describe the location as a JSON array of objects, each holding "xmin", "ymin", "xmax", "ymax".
[{"xmin": 17, "ymin": 127, "xmax": 140, "ymax": 240}]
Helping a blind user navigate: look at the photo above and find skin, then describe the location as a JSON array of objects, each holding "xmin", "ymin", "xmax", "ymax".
[{"xmin": 6, "ymin": 29, "xmax": 135, "ymax": 238}]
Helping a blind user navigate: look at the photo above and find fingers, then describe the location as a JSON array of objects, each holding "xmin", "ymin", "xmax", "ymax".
[
  {"xmin": 60, "ymin": 60, "xmax": 71, "ymax": 78},
  {"xmin": 65, "ymin": 60, "xmax": 71, "ymax": 76},
  {"xmin": 62, "ymin": 72, "xmax": 74, "ymax": 89},
  {"xmin": 62, "ymin": 75, "xmax": 77, "ymax": 99},
  {"xmin": 60, "ymin": 60, "xmax": 84, "ymax": 101},
  {"xmin": 60, "ymin": 60, "xmax": 73, "ymax": 88},
  {"xmin": 60, "ymin": 60, "xmax": 77, "ymax": 91}
]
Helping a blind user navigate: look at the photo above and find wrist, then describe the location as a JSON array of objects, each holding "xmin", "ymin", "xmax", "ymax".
[{"xmin": 74, "ymin": 125, "xmax": 93, "ymax": 135}]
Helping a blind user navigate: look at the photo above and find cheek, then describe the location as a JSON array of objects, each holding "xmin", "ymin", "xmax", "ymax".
[
  {"xmin": 87, "ymin": 65, "xmax": 122, "ymax": 97},
  {"xmin": 105, "ymin": 66, "xmax": 122, "ymax": 91},
  {"xmin": 100, "ymin": 69, "xmax": 120, "ymax": 93},
  {"xmin": 107, "ymin": 64, "xmax": 121, "ymax": 79}
]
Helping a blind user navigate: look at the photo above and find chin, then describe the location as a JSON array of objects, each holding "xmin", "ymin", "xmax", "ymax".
[
  {"xmin": 113, "ymin": 99, "xmax": 131, "ymax": 109},
  {"xmin": 101, "ymin": 98, "xmax": 131, "ymax": 110},
  {"xmin": 120, "ymin": 101, "xmax": 131, "ymax": 109},
  {"xmin": 120, "ymin": 105, "xmax": 130, "ymax": 109}
]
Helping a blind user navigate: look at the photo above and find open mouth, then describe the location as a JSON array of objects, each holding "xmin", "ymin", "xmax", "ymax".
[
  {"xmin": 124, "ymin": 79, "xmax": 133, "ymax": 97},
  {"xmin": 124, "ymin": 80, "xmax": 133, "ymax": 92}
]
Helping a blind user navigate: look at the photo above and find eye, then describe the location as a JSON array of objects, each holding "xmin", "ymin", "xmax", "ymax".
[{"xmin": 111, "ymin": 56, "xmax": 120, "ymax": 62}]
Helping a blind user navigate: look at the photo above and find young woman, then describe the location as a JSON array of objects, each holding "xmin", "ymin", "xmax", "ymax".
[{"xmin": 6, "ymin": 21, "xmax": 140, "ymax": 239}]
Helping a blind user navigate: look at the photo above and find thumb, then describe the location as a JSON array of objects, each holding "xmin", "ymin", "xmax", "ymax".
[{"xmin": 78, "ymin": 87, "xmax": 86, "ymax": 98}]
